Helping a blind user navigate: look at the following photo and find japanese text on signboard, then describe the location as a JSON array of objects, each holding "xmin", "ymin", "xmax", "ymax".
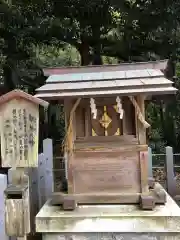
[{"xmin": 3, "ymin": 108, "xmax": 37, "ymax": 162}]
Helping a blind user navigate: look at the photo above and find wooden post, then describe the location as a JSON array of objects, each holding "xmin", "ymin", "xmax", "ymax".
[
  {"xmin": 64, "ymin": 99, "xmax": 79, "ymax": 194},
  {"xmin": 5, "ymin": 168, "xmax": 30, "ymax": 237},
  {"xmin": 136, "ymin": 95, "xmax": 149, "ymax": 194},
  {"xmin": 135, "ymin": 95, "xmax": 155, "ymax": 209},
  {"xmin": 85, "ymin": 107, "xmax": 91, "ymax": 138},
  {"xmin": 147, "ymin": 147, "xmax": 155, "ymax": 189},
  {"xmin": 64, "ymin": 99, "xmax": 73, "ymax": 193},
  {"xmin": 136, "ymin": 95, "xmax": 146, "ymax": 144},
  {"xmin": 165, "ymin": 146, "xmax": 176, "ymax": 197},
  {"xmin": 139, "ymin": 151, "xmax": 149, "ymax": 193},
  {"xmin": 28, "ymin": 167, "xmax": 39, "ymax": 234}
]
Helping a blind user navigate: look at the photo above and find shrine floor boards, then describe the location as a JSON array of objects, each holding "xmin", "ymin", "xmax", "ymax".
[{"xmin": 36, "ymin": 184, "xmax": 180, "ymax": 239}]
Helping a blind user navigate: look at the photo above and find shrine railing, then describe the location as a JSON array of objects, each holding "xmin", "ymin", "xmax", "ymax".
[{"xmin": 148, "ymin": 147, "xmax": 180, "ymax": 198}]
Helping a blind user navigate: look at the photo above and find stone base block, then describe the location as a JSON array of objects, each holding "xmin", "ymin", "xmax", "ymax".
[
  {"xmin": 42, "ymin": 233, "xmax": 180, "ymax": 240},
  {"xmin": 36, "ymin": 184, "xmax": 180, "ymax": 240}
]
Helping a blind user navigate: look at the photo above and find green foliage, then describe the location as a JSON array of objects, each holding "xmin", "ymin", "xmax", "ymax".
[
  {"xmin": 0, "ymin": 0, "xmax": 180, "ymax": 152},
  {"xmin": 32, "ymin": 43, "xmax": 81, "ymax": 67},
  {"xmin": 146, "ymin": 102, "xmax": 166, "ymax": 153},
  {"xmin": 106, "ymin": 0, "xmax": 180, "ymax": 61}
]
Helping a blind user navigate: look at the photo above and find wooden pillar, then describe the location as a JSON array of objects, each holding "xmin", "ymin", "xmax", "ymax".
[
  {"xmin": 136, "ymin": 95, "xmax": 149, "ymax": 194},
  {"xmin": 85, "ymin": 107, "xmax": 91, "ymax": 138},
  {"xmin": 122, "ymin": 97, "xmax": 128, "ymax": 135},
  {"xmin": 136, "ymin": 95, "xmax": 146, "ymax": 144},
  {"xmin": 64, "ymin": 99, "xmax": 77, "ymax": 194}
]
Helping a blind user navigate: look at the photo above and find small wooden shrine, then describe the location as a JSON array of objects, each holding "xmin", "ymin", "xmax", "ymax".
[{"xmin": 35, "ymin": 60, "xmax": 177, "ymax": 210}]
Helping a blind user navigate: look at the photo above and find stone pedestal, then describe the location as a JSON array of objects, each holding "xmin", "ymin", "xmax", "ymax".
[{"xmin": 36, "ymin": 184, "xmax": 180, "ymax": 240}]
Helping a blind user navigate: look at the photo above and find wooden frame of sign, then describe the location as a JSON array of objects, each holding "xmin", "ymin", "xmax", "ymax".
[{"xmin": 0, "ymin": 89, "xmax": 49, "ymax": 168}]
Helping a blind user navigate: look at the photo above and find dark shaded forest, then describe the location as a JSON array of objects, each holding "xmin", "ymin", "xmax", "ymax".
[{"xmin": 1, "ymin": 0, "xmax": 180, "ymax": 153}]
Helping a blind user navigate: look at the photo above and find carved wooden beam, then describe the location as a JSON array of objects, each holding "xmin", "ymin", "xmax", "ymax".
[{"xmin": 128, "ymin": 96, "xmax": 150, "ymax": 128}]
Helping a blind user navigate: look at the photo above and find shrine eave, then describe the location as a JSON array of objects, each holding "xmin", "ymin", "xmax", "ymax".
[
  {"xmin": 0, "ymin": 89, "xmax": 49, "ymax": 108},
  {"xmin": 34, "ymin": 86, "xmax": 177, "ymax": 100}
]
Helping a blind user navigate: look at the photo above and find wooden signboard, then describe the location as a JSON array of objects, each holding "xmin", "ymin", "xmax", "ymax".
[{"xmin": 0, "ymin": 90, "xmax": 49, "ymax": 168}]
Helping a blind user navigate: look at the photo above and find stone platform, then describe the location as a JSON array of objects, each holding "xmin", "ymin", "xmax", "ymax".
[{"xmin": 36, "ymin": 184, "xmax": 180, "ymax": 239}]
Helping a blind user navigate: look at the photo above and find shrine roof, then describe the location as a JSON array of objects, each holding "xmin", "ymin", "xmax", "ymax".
[
  {"xmin": 46, "ymin": 69, "xmax": 164, "ymax": 83},
  {"xmin": 42, "ymin": 59, "xmax": 168, "ymax": 77},
  {"xmin": 35, "ymin": 60, "xmax": 177, "ymax": 99},
  {"xmin": 0, "ymin": 89, "xmax": 49, "ymax": 107}
]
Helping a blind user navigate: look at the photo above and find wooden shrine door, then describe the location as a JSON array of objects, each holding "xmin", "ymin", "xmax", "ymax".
[{"xmin": 91, "ymin": 105, "xmax": 122, "ymax": 136}]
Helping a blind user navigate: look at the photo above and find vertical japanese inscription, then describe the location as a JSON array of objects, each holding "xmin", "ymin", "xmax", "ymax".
[
  {"xmin": 12, "ymin": 109, "xmax": 18, "ymax": 159},
  {"xmin": 23, "ymin": 109, "xmax": 28, "ymax": 161},
  {"xmin": 19, "ymin": 109, "xmax": 23, "ymax": 161},
  {"xmin": 29, "ymin": 113, "xmax": 36, "ymax": 146},
  {"xmin": 2, "ymin": 102, "xmax": 38, "ymax": 166},
  {"xmin": 4, "ymin": 119, "xmax": 13, "ymax": 159}
]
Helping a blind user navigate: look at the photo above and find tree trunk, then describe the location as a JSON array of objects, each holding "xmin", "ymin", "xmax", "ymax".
[
  {"xmin": 3, "ymin": 62, "xmax": 16, "ymax": 92},
  {"xmin": 78, "ymin": 36, "xmax": 91, "ymax": 66},
  {"xmin": 91, "ymin": 26, "xmax": 102, "ymax": 65},
  {"xmin": 92, "ymin": 45, "xmax": 102, "ymax": 65},
  {"xmin": 165, "ymin": 58, "xmax": 176, "ymax": 79}
]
